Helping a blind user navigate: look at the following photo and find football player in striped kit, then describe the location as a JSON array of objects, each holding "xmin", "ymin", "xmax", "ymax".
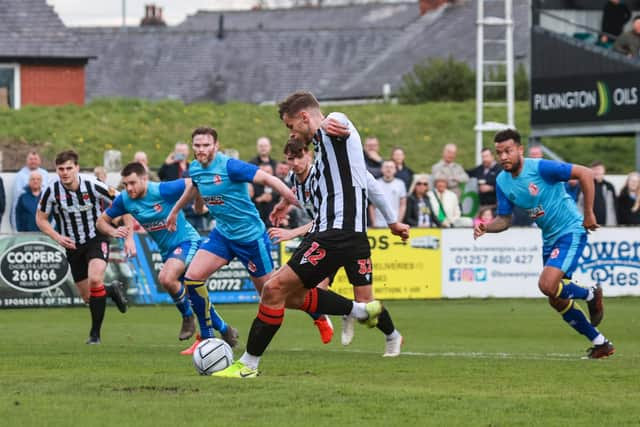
[{"xmin": 37, "ymin": 150, "xmax": 130, "ymax": 344}]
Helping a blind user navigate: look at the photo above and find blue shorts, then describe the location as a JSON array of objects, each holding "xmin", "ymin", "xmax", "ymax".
[
  {"xmin": 163, "ymin": 239, "xmax": 201, "ymax": 267},
  {"xmin": 200, "ymin": 228, "xmax": 273, "ymax": 278},
  {"xmin": 542, "ymin": 232, "xmax": 587, "ymax": 279}
]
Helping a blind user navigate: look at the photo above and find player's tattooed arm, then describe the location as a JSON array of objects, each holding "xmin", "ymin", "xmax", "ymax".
[{"xmin": 474, "ymin": 214, "xmax": 511, "ymax": 239}]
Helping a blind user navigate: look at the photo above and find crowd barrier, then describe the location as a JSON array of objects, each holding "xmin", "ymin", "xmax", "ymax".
[{"xmin": 2, "ymin": 226, "xmax": 640, "ymax": 308}]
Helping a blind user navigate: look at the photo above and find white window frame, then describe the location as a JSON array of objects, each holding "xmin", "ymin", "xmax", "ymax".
[{"xmin": 0, "ymin": 63, "xmax": 21, "ymax": 109}]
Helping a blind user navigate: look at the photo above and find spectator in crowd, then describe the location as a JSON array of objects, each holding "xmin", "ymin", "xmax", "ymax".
[
  {"xmin": 614, "ymin": 15, "xmax": 640, "ymax": 57},
  {"xmin": 431, "ymin": 143, "xmax": 469, "ymax": 199},
  {"xmin": 391, "ymin": 146, "xmax": 414, "ymax": 191},
  {"xmin": 15, "ymin": 171, "xmax": 42, "ymax": 232},
  {"xmin": 248, "ymin": 137, "xmax": 277, "ymax": 172},
  {"xmin": 467, "ymin": 147, "xmax": 501, "ymax": 210},
  {"xmin": 473, "ymin": 206, "xmax": 495, "ymax": 227},
  {"xmin": 363, "ymin": 136, "xmax": 384, "ymax": 179},
  {"xmin": 600, "ymin": 0, "xmax": 631, "ymax": 46},
  {"xmin": 0, "ymin": 175, "xmax": 5, "ymax": 229},
  {"xmin": 274, "ymin": 161, "xmax": 290, "ymax": 181},
  {"xmin": 428, "ymin": 174, "xmax": 472, "ymax": 228},
  {"xmin": 369, "ymin": 160, "xmax": 406, "ymax": 228},
  {"xmin": 616, "ymin": 171, "xmax": 640, "ymax": 225},
  {"xmin": 159, "ymin": 142, "xmax": 190, "ymax": 181},
  {"xmin": 527, "ymin": 144, "xmax": 544, "ymax": 159},
  {"xmin": 579, "ymin": 161, "xmax": 617, "ymax": 225},
  {"xmin": 134, "ymin": 151, "xmax": 160, "ymax": 182},
  {"xmin": 11, "ymin": 151, "xmax": 49, "ymax": 230},
  {"xmin": 250, "ymin": 163, "xmax": 278, "ymax": 227},
  {"xmin": 404, "ymin": 174, "xmax": 439, "ymax": 228},
  {"xmin": 93, "ymin": 166, "xmax": 107, "ymax": 183}
]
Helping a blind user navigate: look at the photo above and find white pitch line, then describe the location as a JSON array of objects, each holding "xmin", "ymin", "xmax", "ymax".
[{"xmin": 285, "ymin": 347, "xmax": 606, "ymax": 361}]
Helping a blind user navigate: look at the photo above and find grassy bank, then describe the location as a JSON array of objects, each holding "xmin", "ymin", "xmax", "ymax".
[{"xmin": 0, "ymin": 98, "xmax": 634, "ymax": 172}]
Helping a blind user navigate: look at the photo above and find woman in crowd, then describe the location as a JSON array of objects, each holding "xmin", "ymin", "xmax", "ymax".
[
  {"xmin": 404, "ymin": 174, "xmax": 439, "ymax": 228},
  {"xmin": 391, "ymin": 146, "xmax": 414, "ymax": 191},
  {"xmin": 617, "ymin": 171, "xmax": 640, "ymax": 225}
]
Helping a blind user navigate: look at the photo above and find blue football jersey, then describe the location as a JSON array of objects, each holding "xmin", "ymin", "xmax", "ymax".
[
  {"xmin": 106, "ymin": 180, "xmax": 201, "ymax": 258},
  {"xmin": 496, "ymin": 158, "xmax": 585, "ymax": 246},
  {"xmin": 188, "ymin": 153, "xmax": 264, "ymax": 241}
]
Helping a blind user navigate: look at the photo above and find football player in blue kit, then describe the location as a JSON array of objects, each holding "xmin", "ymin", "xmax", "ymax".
[
  {"xmin": 474, "ymin": 129, "xmax": 614, "ymax": 359},
  {"xmin": 97, "ymin": 162, "xmax": 237, "ymax": 353},
  {"xmin": 166, "ymin": 126, "xmax": 301, "ymax": 351}
]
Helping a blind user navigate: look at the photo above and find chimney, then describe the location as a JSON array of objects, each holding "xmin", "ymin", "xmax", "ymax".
[
  {"xmin": 140, "ymin": 3, "xmax": 166, "ymax": 27},
  {"xmin": 419, "ymin": 0, "xmax": 449, "ymax": 16}
]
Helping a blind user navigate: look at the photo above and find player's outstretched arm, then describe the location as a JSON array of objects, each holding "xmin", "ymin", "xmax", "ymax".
[
  {"xmin": 474, "ymin": 214, "xmax": 511, "ymax": 240},
  {"xmin": 36, "ymin": 210, "xmax": 76, "ymax": 250},
  {"xmin": 268, "ymin": 221, "xmax": 313, "ymax": 243},
  {"xmin": 166, "ymin": 178, "xmax": 197, "ymax": 232},
  {"xmin": 253, "ymin": 170, "xmax": 300, "ymax": 207},
  {"xmin": 321, "ymin": 116, "xmax": 350, "ymax": 138},
  {"xmin": 571, "ymin": 164, "xmax": 599, "ymax": 231}
]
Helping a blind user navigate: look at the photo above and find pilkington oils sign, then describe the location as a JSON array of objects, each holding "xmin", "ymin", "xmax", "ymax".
[{"xmin": 531, "ymin": 73, "xmax": 640, "ymax": 125}]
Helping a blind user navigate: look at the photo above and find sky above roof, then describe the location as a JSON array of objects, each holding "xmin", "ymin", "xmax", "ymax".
[{"xmin": 46, "ymin": 0, "xmax": 256, "ymax": 26}]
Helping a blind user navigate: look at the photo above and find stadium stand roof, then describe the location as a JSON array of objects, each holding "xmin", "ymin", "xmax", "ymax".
[
  {"xmin": 72, "ymin": 0, "xmax": 530, "ymax": 103},
  {"xmin": 0, "ymin": 0, "xmax": 92, "ymax": 60}
]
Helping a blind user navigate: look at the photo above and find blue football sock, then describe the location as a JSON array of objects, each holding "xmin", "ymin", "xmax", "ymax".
[
  {"xmin": 560, "ymin": 300, "xmax": 599, "ymax": 341},
  {"xmin": 556, "ymin": 279, "xmax": 589, "ymax": 300},
  {"xmin": 185, "ymin": 277, "xmax": 227, "ymax": 339},
  {"xmin": 170, "ymin": 282, "xmax": 193, "ymax": 318}
]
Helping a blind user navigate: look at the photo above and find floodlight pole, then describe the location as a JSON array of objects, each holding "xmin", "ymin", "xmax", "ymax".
[{"xmin": 122, "ymin": 0, "xmax": 126, "ymax": 27}]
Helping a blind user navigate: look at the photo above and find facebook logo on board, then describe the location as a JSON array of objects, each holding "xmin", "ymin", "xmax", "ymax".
[{"xmin": 449, "ymin": 268, "xmax": 488, "ymax": 282}]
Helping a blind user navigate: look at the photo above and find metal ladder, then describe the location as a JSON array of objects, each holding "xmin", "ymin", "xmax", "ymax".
[{"xmin": 474, "ymin": 0, "xmax": 515, "ymax": 164}]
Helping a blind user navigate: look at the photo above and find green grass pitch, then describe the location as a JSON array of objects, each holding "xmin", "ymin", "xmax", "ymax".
[{"xmin": 1, "ymin": 299, "xmax": 639, "ymax": 426}]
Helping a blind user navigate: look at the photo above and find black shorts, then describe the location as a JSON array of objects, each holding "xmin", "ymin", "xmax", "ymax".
[
  {"xmin": 288, "ymin": 230, "xmax": 372, "ymax": 289},
  {"xmin": 66, "ymin": 236, "xmax": 110, "ymax": 283}
]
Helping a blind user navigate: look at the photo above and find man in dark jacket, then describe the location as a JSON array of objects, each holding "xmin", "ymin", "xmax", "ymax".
[
  {"xmin": 601, "ymin": 0, "xmax": 631, "ymax": 45},
  {"xmin": 15, "ymin": 171, "xmax": 42, "ymax": 232},
  {"xmin": 466, "ymin": 148, "xmax": 501, "ymax": 209}
]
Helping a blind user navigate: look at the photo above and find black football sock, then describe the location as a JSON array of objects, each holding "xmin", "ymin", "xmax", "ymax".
[
  {"xmin": 89, "ymin": 285, "xmax": 107, "ymax": 338},
  {"xmin": 246, "ymin": 304, "xmax": 284, "ymax": 357},
  {"xmin": 376, "ymin": 308, "xmax": 395, "ymax": 335}
]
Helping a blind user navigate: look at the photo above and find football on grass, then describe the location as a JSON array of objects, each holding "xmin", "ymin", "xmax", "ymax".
[{"xmin": 192, "ymin": 338, "xmax": 233, "ymax": 375}]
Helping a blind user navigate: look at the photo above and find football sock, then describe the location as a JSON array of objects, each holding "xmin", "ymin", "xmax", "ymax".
[
  {"xmin": 376, "ymin": 308, "xmax": 395, "ymax": 335},
  {"xmin": 246, "ymin": 304, "xmax": 284, "ymax": 357},
  {"xmin": 185, "ymin": 277, "xmax": 227, "ymax": 339},
  {"xmin": 556, "ymin": 279, "xmax": 589, "ymax": 300},
  {"xmin": 560, "ymin": 300, "xmax": 599, "ymax": 341},
  {"xmin": 386, "ymin": 330, "xmax": 401, "ymax": 341},
  {"xmin": 307, "ymin": 311, "xmax": 322, "ymax": 321},
  {"xmin": 89, "ymin": 285, "xmax": 107, "ymax": 338},
  {"xmin": 239, "ymin": 352, "xmax": 260, "ymax": 370},
  {"xmin": 299, "ymin": 289, "xmax": 326, "ymax": 319},
  {"xmin": 350, "ymin": 302, "xmax": 369, "ymax": 320},
  {"xmin": 592, "ymin": 334, "xmax": 606, "ymax": 345},
  {"xmin": 300, "ymin": 288, "xmax": 353, "ymax": 316},
  {"xmin": 170, "ymin": 282, "xmax": 193, "ymax": 318}
]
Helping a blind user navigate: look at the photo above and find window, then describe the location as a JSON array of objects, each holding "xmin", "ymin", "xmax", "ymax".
[{"xmin": 0, "ymin": 64, "xmax": 20, "ymax": 109}]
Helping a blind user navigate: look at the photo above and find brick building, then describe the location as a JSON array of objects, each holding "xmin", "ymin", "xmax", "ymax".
[{"xmin": 0, "ymin": 0, "xmax": 93, "ymax": 108}]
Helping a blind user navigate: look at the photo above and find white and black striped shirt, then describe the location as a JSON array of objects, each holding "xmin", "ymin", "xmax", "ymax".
[
  {"xmin": 39, "ymin": 176, "xmax": 117, "ymax": 245},
  {"xmin": 310, "ymin": 112, "xmax": 368, "ymax": 233},
  {"xmin": 286, "ymin": 169, "xmax": 316, "ymax": 220}
]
